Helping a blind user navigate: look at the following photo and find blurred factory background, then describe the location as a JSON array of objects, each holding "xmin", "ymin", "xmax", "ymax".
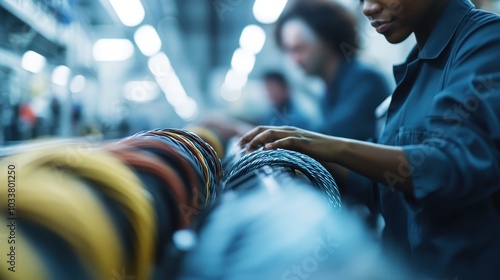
[{"xmin": 0, "ymin": 0, "xmax": 498, "ymax": 144}]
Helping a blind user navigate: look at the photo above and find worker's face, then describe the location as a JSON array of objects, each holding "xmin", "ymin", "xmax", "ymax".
[
  {"xmin": 265, "ymin": 80, "xmax": 289, "ymax": 108},
  {"xmin": 360, "ymin": 0, "xmax": 435, "ymax": 43},
  {"xmin": 281, "ymin": 19, "xmax": 327, "ymax": 76}
]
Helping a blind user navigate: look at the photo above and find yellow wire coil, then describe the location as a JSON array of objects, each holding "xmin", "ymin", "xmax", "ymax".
[
  {"xmin": 0, "ymin": 144, "xmax": 156, "ymax": 280},
  {"xmin": 0, "ymin": 216, "xmax": 49, "ymax": 280},
  {"xmin": 0, "ymin": 166, "xmax": 123, "ymax": 279}
]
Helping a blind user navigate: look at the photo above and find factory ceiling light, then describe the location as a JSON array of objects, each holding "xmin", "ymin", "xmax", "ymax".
[
  {"xmin": 108, "ymin": 0, "xmax": 145, "ymax": 27},
  {"xmin": 148, "ymin": 52, "xmax": 173, "ymax": 76},
  {"xmin": 134, "ymin": 25, "xmax": 162, "ymax": 57},
  {"xmin": 93, "ymin": 39, "xmax": 134, "ymax": 61},
  {"xmin": 148, "ymin": 52, "xmax": 197, "ymax": 119},
  {"xmin": 239, "ymin": 25, "xmax": 266, "ymax": 54},
  {"xmin": 21, "ymin": 51, "xmax": 46, "ymax": 74},
  {"xmin": 224, "ymin": 69, "xmax": 248, "ymax": 91},
  {"xmin": 175, "ymin": 97, "xmax": 198, "ymax": 120},
  {"xmin": 253, "ymin": 0, "xmax": 288, "ymax": 24},
  {"xmin": 231, "ymin": 48, "xmax": 255, "ymax": 76},
  {"xmin": 52, "ymin": 65, "xmax": 72, "ymax": 86},
  {"xmin": 124, "ymin": 81, "xmax": 160, "ymax": 103},
  {"xmin": 70, "ymin": 75, "xmax": 86, "ymax": 93}
]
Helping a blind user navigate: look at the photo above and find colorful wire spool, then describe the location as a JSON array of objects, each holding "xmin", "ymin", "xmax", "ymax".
[
  {"xmin": 118, "ymin": 136, "xmax": 202, "ymax": 211},
  {"xmin": 0, "ymin": 145, "xmax": 156, "ymax": 280},
  {"xmin": 0, "ymin": 218, "xmax": 50, "ymax": 280},
  {"xmin": 0, "ymin": 164, "xmax": 125, "ymax": 280},
  {"xmin": 106, "ymin": 144, "xmax": 190, "ymax": 227},
  {"xmin": 143, "ymin": 129, "xmax": 223, "ymax": 204}
]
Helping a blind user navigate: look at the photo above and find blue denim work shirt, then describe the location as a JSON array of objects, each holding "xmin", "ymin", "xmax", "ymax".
[
  {"xmin": 320, "ymin": 59, "xmax": 390, "ymax": 140},
  {"xmin": 346, "ymin": 0, "xmax": 500, "ymax": 278}
]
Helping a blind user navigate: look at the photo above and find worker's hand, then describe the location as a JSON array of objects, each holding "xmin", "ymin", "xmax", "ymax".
[{"xmin": 238, "ymin": 126, "xmax": 337, "ymax": 162}]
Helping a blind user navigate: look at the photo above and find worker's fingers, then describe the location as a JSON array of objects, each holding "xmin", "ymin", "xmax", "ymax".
[
  {"xmin": 246, "ymin": 127, "xmax": 302, "ymax": 152},
  {"xmin": 245, "ymin": 129, "xmax": 282, "ymax": 152},
  {"xmin": 265, "ymin": 131, "xmax": 335, "ymax": 162},
  {"xmin": 263, "ymin": 137, "xmax": 306, "ymax": 152},
  {"xmin": 238, "ymin": 126, "xmax": 299, "ymax": 147},
  {"xmin": 243, "ymin": 128, "xmax": 295, "ymax": 152},
  {"xmin": 238, "ymin": 126, "xmax": 276, "ymax": 147}
]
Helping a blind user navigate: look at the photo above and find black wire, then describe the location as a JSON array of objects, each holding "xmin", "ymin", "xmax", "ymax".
[{"xmin": 223, "ymin": 149, "xmax": 341, "ymax": 211}]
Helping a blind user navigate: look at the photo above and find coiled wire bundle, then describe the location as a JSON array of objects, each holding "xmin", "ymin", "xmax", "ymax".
[
  {"xmin": 0, "ymin": 128, "xmax": 224, "ymax": 280},
  {"xmin": 110, "ymin": 137, "xmax": 201, "ymax": 226},
  {"xmin": 127, "ymin": 129, "xmax": 223, "ymax": 204},
  {"xmin": 0, "ymin": 144, "xmax": 154, "ymax": 280},
  {"xmin": 175, "ymin": 141, "xmax": 343, "ymax": 280},
  {"xmin": 224, "ymin": 148, "xmax": 341, "ymax": 211}
]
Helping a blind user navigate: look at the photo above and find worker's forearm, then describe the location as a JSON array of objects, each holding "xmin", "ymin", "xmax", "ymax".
[{"xmin": 327, "ymin": 137, "xmax": 413, "ymax": 194}]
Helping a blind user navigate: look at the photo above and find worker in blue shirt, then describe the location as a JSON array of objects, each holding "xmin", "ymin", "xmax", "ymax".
[
  {"xmin": 259, "ymin": 71, "xmax": 311, "ymax": 129},
  {"xmin": 240, "ymin": 0, "xmax": 500, "ymax": 278},
  {"xmin": 275, "ymin": 0, "xmax": 391, "ymax": 140}
]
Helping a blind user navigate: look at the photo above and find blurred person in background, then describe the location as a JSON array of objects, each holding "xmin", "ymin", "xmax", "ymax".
[
  {"xmin": 199, "ymin": 0, "xmax": 390, "ymax": 148},
  {"xmin": 19, "ymin": 102, "xmax": 36, "ymax": 139},
  {"xmin": 4, "ymin": 104, "xmax": 22, "ymax": 141},
  {"xmin": 275, "ymin": 0, "xmax": 391, "ymax": 140},
  {"xmin": 260, "ymin": 70, "xmax": 311, "ymax": 128},
  {"xmin": 197, "ymin": 71, "xmax": 311, "ymax": 147}
]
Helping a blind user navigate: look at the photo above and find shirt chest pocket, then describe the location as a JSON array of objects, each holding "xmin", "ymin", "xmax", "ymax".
[{"xmin": 394, "ymin": 126, "xmax": 432, "ymax": 146}]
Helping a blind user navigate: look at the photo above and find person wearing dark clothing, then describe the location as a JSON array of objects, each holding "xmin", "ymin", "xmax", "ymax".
[
  {"xmin": 275, "ymin": 0, "xmax": 390, "ymax": 140},
  {"xmin": 240, "ymin": 0, "xmax": 500, "ymax": 278},
  {"xmin": 320, "ymin": 59, "xmax": 390, "ymax": 140},
  {"xmin": 260, "ymin": 71, "xmax": 310, "ymax": 129}
]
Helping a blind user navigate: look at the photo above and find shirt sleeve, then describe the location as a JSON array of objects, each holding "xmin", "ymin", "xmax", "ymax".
[
  {"xmin": 322, "ymin": 69, "xmax": 391, "ymax": 140},
  {"xmin": 345, "ymin": 171, "xmax": 379, "ymax": 213},
  {"xmin": 404, "ymin": 17, "xmax": 500, "ymax": 212}
]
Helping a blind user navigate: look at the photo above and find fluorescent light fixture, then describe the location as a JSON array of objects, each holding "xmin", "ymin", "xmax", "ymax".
[
  {"xmin": 220, "ymin": 85, "xmax": 242, "ymax": 102},
  {"xmin": 52, "ymin": 65, "xmax": 71, "ymax": 86},
  {"xmin": 70, "ymin": 75, "xmax": 86, "ymax": 93},
  {"xmin": 148, "ymin": 52, "xmax": 173, "ymax": 76},
  {"xmin": 224, "ymin": 69, "xmax": 248, "ymax": 91},
  {"xmin": 93, "ymin": 39, "xmax": 134, "ymax": 61},
  {"xmin": 253, "ymin": 0, "xmax": 288, "ymax": 24},
  {"xmin": 175, "ymin": 97, "xmax": 198, "ymax": 120},
  {"xmin": 148, "ymin": 52, "xmax": 197, "ymax": 119},
  {"xmin": 149, "ymin": 54, "xmax": 188, "ymax": 106},
  {"xmin": 124, "ymin": 81, "xmax": 160, "ymax": 102},
  {"xmin": 231, "ymin": 48, "xmax": 256, "ymax": 75},
  {"xmin": 240, "ymin": 25, "xmax": 266, "ymax": 54},
  {"xmin": 21, "ymin": 51, "xmax": 46, "ymax": 73},
  {"xmin": 149, "ymin": 54, "xmax": 186, "ymax": 105},
  {"xmin": 163, "ymin": 75, "xmax": 188, "ymax": 107},
  {"xmin": 108, "ymin": 0, "xmax": 145, "ymax": 27},
  {"xmin": 134, "ymin": 25, "xmax": 162, "ymax": 56}
]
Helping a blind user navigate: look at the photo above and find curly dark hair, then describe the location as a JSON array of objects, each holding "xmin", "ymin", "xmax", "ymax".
[{"xmin": 275, "ymin": 0, "xmax": 360, "ymax": 58}]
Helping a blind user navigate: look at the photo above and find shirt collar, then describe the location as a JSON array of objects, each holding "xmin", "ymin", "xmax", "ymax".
[{"xmin": 419, "ymin": 0, "xmax": 474, "ymax": 60}]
